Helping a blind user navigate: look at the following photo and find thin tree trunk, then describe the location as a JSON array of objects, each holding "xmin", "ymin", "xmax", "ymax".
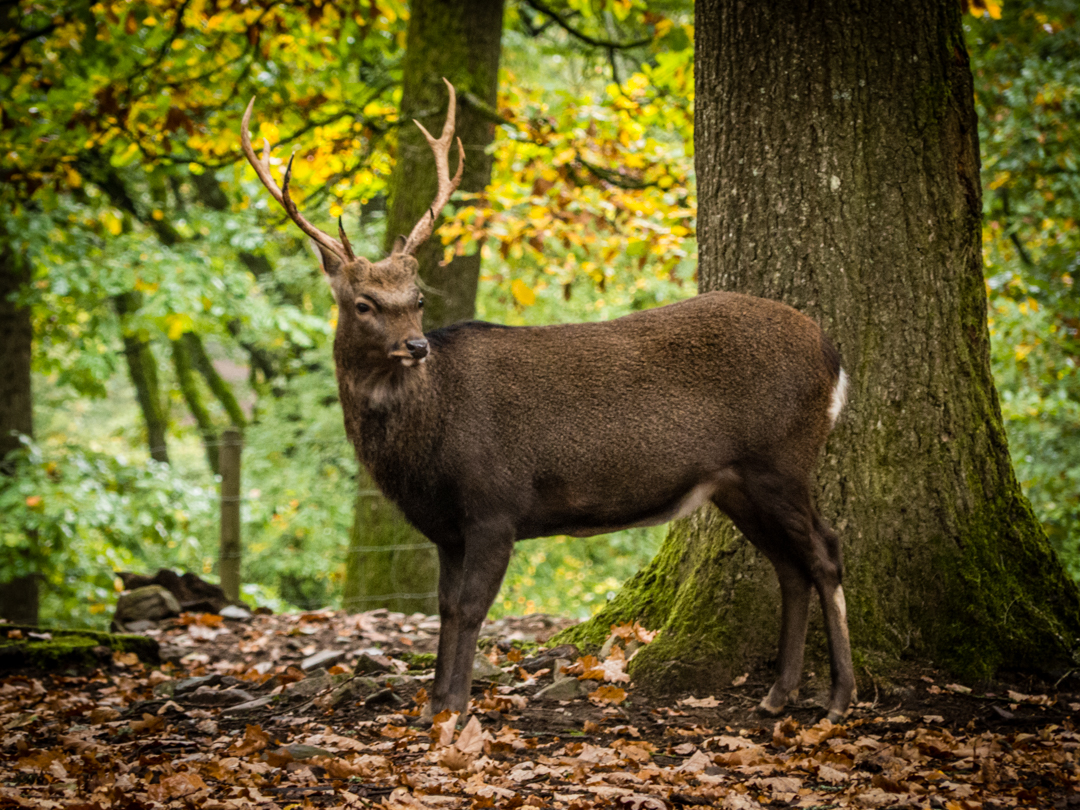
[
  {"xmin": 171, "ymin": 337, "xmax": 219, "ymax": 475},
  {"xmin": 113, "ymin": 292, "xmax": 169, "ymax": 463},
  {"xmin": 344, "ymin": 0, "xmax": 505, "ymax": 616},
  {"xmin": 182, "ymin": 331, "xmax": 246, "ymax": 428},
  {"xmin": 564, "ymin": 0, "xmax": 1080, "ymax": 694},
  {"xmin": 0, "ymin": 228, "xmax": 39, "ymax": 624}
]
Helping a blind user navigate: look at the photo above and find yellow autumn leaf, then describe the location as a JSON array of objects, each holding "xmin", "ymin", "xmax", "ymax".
[
  {"xmin": 511, "ymin": 278, "xmax": 536, "ymax": 306},
  {"xmin": 102, "ymin": 211, "xmax": 122, "ymax": 236},
  {"xmin": 165, "ymin": 313, "xmax": 192, "ymax": 341}
]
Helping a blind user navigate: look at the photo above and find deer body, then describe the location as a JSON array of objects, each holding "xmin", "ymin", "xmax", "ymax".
[
  {"xmin": 242, "ymin": 81, "xmax": 856, "ymax": 725},
  {"xmin": 339, "ymin": 293, "xmax": 837, "ymax": 546}
]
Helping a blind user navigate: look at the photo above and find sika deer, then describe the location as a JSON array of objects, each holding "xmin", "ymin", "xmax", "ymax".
[{"xmin": 241, "ymin": 80, "xmax": 855, "ymax": 723}]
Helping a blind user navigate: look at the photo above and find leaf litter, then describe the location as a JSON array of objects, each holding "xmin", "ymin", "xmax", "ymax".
[{"xmin": 1, "ymin": 610, "xmax": 1077, "ymax": 809}]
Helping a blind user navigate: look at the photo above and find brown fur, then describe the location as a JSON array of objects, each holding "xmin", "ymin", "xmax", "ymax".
[{"xmin": 317, "ymin": 249, "xmax": 855, "ymax": 723}]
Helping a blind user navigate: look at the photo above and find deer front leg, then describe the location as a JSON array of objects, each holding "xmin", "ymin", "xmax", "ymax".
[
  {"xmin": 429, "ymin": 527, "xmax": 514, "ymax": 718},
  {"xmin": 428, "ymin": 545, "xmax": 465, "ymax": 720}
]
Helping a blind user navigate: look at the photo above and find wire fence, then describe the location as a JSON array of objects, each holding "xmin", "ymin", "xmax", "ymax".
[{"xmin": 110, "ymin": 431, "xmax": 443, "ymax": 611}]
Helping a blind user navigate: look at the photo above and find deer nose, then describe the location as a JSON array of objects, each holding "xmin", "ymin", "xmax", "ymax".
[{"xmin": 405, "ymin": 338, "xmax": 429, "ymax": 360}]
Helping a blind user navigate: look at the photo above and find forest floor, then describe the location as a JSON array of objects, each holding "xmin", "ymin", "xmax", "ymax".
[{"xmin": 1, "ymin": 608, "xmax": 1077, "ymax": 809}]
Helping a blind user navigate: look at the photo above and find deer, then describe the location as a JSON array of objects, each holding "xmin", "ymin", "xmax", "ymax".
[{"xmin": 241, "ymin": 79, "xmax": 856, "ymax": 724}]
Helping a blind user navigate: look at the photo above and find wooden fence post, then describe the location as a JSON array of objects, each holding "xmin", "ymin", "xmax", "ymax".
[{"xmin": 218, "ymin": 428, "xmax": 242, "ymax": 602}]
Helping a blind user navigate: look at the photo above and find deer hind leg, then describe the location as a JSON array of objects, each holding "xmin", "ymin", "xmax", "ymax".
[
  {"xmin": 713, "ymin": 486, "xmax": 812, "ymax": 717},
  {"xmin": 812, "ymin": 511, "xmax": 856, "ymax": 722},
  {"xmin": 718, "ymin": 471, "xmax": 855, "ymax": 722}
]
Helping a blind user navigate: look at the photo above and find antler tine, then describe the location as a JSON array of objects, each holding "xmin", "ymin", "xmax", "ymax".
[
  {"xmin": 241, "ymin": 97, "xmax": 350, "ymax": 264},
  {"xmin": 401, "ymin": 78, "xmax": 466, "ymax": 256}
]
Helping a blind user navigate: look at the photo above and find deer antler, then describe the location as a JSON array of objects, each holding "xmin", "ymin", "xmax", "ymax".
[
  {"xmin": 240, "ymin": 99, "xmax": 355, "ymax": 264},
  {"xmin": 399, "ymin": 78, "xmax": 466, "ymax": 256}
]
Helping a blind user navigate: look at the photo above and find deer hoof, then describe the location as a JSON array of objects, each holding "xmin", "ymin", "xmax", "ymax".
[{"xmin": 825, "ymin": 708, "xmax": 850, "ymax": 724}]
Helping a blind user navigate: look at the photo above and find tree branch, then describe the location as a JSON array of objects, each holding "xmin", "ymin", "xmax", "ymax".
[{"xmin": 521, "ymin": 0, "xmax": 652, "ymax": 50}]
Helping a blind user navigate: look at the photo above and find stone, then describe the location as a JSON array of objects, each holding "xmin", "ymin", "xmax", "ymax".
[
  {"xmin": 552, "ymin": 659, "xmax": 573, "ymax": 682},
  {"xmin": 472, "ymin": 652, "xmax": 504, "ymax": 680},
  {"xmin": 117, "ymin": 569, "xmax": 233, "ymax": 614},
  {"xmin": 302, "ymin": 649, "xmax": 345, "ymax": 672},
  {"xmin": 222, "ymin": 695, "xmax": 274, "ymax": 714},
  {"xmin": 171, "ymin": 674, "xmax": 219, "ymax": 695},
  {"xmin": 535, "ymin": 678, "xmax": 585, "ymax": 701},
  {"xmin": 327, "ymin": 676, "xmax": 381, "ymax": 706},
  {"xmin": 220, "ymin": 605, "xmax": 252, "ymax": 620},
  {"xmin": 284, "ymin": 668, "xmax": 331, "ymax": 698},
  {"xmin": 519, "ymin": 644, "xmax": 580, "ymax": 673},
  {"xmin": 113, "ymin": 586, "xmax": 181, "ymax": 627},
  {"xmin": 123, "ymin": 620, "xmax": 157, "ymax": 633},
  {"xmin": 352, "ymin": 651, "xmax": 392, "ymax": 674},
  {"xmin": 364, "ymin": 688, "xmax": 403, "ymax": 708},
  {"xmin": 185, "ymin": 686, "xmax": 257, "ymax": 707}
]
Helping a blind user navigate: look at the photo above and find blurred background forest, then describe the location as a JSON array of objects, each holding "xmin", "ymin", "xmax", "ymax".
[{"xmin": 1, "ymin": 0, "xmax": 1077, "ymax": 628}]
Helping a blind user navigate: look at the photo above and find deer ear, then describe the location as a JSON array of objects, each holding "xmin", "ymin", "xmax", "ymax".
[{"xmin": 313, "ymin": 242, "xmax": 346, "ymax": 278}]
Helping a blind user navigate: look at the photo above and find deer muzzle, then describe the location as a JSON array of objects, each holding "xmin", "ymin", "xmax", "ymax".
[{"xmin": 389, "ymin": 338, "xmax": 429, "ymax": 366}]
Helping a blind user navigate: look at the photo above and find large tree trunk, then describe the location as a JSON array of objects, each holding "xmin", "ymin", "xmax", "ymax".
[
  {"xmin": 564, "ymin": 0, "xmax": 1080, "ymax": 697},
  {"xmin": 0, "ymin": 229, "xmax": 39, "ymax": 624},
  {"xmin": 344, "ymin": 0, "xmax": 505, "ymax": 615}
]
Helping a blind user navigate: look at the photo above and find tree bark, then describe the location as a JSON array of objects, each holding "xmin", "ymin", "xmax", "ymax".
[
  {"xmin": 0, "ymin": 227, "xmax": 39, "ymax": 625},
  {"xmin": 171, "ymin": 336, "xmax": 219, "ymax": 475},
  {"xmin": 564, "ymin": 0, "xmax": 1080, "ymax": 695},
  {"xmin": 344, "ymin": 0, "xmax": 505, "ymax": 616},
  {"xmin": 182, "ymin": 331, "xmax": 247, "ymax": 429},
  {"xmin": 112, "ymin": 292, "xmax": 170, "ymax": 464},
  {"xmin": 382, "ymin": 0, "xmax": 505, "ymax": 327}
]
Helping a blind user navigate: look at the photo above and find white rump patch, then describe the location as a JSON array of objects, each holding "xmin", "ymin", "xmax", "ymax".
[{"xmin": 828, "ymin": 369, "xmax": 849, "ymax": 428}]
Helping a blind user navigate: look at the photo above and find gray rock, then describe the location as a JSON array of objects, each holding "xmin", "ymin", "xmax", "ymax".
[
  {"xmin": 327, "ymin": 676, "xmax": 381, "ymax": 706},
  {"xmin": 114, "ymin": 585, "xmax": 182, "ymax": 624},
  {"xmin": 536, "ymin": 677, "xmax": 585, "ymax": 701},
  {"xmin": 472, "ymin": 652, "xmax": 504, "ymax": 680},
  {"xmin": 351, "ymin": 651, "xmax": 392, "ymax": 674},
  {"xmin": 172, "ymin": 675, "xmax": 219, "ymax": 695},
  {"xmin": 220, "ymin": 605, "xmax": 252, "ymax": 620},
  {"xmin": 223, "ymin": 695, "xmax": 274, "ymax": 714},
  {"xmin": 123, "ymin": 619, "xmax": 158, "ymax": 633},
  {"xmin": 284, "ymin": 668, "xmax": 331, "ymax": 698},
  {"xmin": 552, "ymin": 659, "xmax": 573, "ymax": 682},
  {"xmin": 302, "ymin": 649, "xmax": 346, "ymax": 672},
  {"xmin": 364, "ymin": 688, "xmax": 402, "ymax": 708},
  {"xmin": 598, "ymin": 635, "xmax": 619, "ymax": 661},
  {"xmin": 185, "ymin": 686, "xmax": 257, "ymax": 707}
]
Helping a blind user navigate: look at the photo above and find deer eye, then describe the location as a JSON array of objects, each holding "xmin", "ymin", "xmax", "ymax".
[
  {"xmin": 355, "ymin": 301, "xmax": 371, "ymax": 314},
  {"xmin": 417, "ymin": 297, "xmax": 425, "ymax": 309}
]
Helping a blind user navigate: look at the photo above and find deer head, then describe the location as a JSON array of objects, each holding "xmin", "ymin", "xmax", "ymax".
[{"xmin": 241, "ymin": 79, "xmax": 464, "ymax": 367}]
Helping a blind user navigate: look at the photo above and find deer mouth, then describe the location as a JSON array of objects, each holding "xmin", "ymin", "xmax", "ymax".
[{"xmin": 392, "ymin": 354, "xmax": 427, "ymax": 368}]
